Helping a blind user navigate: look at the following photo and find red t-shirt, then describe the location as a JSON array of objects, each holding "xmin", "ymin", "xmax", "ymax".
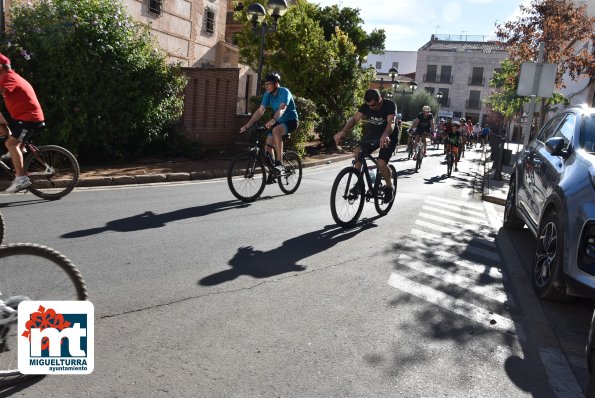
[{"xmin": 0, "ymin": 70, "xmax": 44, "ymax": 122}]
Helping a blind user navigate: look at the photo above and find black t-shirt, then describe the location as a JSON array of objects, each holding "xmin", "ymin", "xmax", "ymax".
[
  {"xmin": 358, "ymin": 99, "xmax": 397, "ymax": 139},
  {"xmin": 416, "ymin": 112, "xmax": 433, "ymax": 133}
]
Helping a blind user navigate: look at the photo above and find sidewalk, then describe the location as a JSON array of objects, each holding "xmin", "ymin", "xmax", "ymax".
[{"xmin": 482, "ymin": 142, "xmax": 522, "ymax": 206}]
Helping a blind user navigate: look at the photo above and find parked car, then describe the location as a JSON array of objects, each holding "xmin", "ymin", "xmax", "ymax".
[{"xmin": 503, "ymin": 104, "xmax": 595, "ymax": 301}]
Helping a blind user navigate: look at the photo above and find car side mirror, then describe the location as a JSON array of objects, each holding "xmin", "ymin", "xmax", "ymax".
[{"xmin": 545, "ymin": 137, "xmax": 570, "ymax": 158}]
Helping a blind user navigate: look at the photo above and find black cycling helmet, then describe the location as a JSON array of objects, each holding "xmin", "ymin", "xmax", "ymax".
[{"xmin": 264, "ymin": 72, "xmax": 281, "ymax": 84}]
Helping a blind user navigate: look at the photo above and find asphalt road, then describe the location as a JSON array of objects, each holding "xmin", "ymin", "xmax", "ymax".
[{"xmin": 0, "ymin": 145, "xmax": 590, "ymax": 397}]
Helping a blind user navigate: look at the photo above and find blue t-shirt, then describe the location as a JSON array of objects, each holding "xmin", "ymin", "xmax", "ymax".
[{"xmin": 261, "ymin": 87, "xmax": 299, "ymax": 123}]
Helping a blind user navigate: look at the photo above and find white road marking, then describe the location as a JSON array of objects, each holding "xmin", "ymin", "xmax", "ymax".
[
  {"xmin": 421, "ymin": 205, "xmax": 488, "ymax": 225},
  {"xmin": 398, "ymin": 254, "xmax": 509, "ymax": 303},
  {"xmin": 387, "ymin": 272, "xmax": 516, "ymax": 335},
  {"xmin": 410, "ymin": 228, "xmax": 496, "ymax": 249}
]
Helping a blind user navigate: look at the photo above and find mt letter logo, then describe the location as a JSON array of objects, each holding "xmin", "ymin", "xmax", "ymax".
[{"xmin": 18, "ymin": 301, "xmax": 94, "ymax": 374}]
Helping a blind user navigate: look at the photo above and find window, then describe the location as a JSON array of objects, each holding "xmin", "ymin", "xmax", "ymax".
[
  {"xmin": 581, "ymin": 114, "xmax": 595, "ymax": 152},
  {"xmin": 438, "ymin": 88, "xmax": 449, "ymax": 105},
  {"xmin": 204, "ymin": 7, "xmax": 215, "ymax": 36},
  {"xmin": 440, "ymin": 66, "xmax": 452, "ymax": 83},
  {"xmin": 425, "ymin": 87, "xmax": 435, "ymax": 95},
  {"xmin": 537, "ymin": 115, "xmax": 564, "ymax": 142},
  {"xmin": 467, "ymin": 90, "xmax": 481, "ymax": 109},
  {"xmin": 426, "ymin": 65, "xmax": 437, "ymax": 82},
  {"xmin": 376, "ymin": 61, "xmax": 382, "ymax": 70},
  {"xmin": 149, "ymin": 0, "xmax": 163, "ymax": 15},
  {"xmin": 470, "ymin": 67, "xmax": 484, "ymax": 85},
  {"xmin": 392, "ymin": 61, "xmax": 399, "ymax": 69},
  {"xmin": 553, "ymin": 114, "xmax": 576, "ymax": 148}
]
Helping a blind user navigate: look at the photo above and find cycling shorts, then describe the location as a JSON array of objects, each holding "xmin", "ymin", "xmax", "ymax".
[
  {"xmin": 268, "ymin": 119, "xmax": 298, "ymax": 136},
  {"xmin": 361, "ymin": 132, "xmax": 398, "ymax": 163},
  {"xmin": 0, "ymin": 112, "xmax": 45, "ymax": 140}
]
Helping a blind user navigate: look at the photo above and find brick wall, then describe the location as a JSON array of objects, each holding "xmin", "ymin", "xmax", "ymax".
[{"xmin": 182, "ymin": 67, "xmax": 249, "ymax": 148}]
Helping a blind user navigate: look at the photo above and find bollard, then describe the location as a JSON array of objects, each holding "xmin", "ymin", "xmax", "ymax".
[{"xmin": 493, "ymin": 134, "xmax": 504, "ymax": 181}]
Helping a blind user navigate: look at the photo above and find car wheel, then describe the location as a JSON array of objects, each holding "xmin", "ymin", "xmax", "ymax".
[
  {"xmin": 503, "ymin": 177, "xmax": 525, "ymax": 230},
  {"xmin": 531, "ymin": 210, "xmax": 571, "ymax": 302}
]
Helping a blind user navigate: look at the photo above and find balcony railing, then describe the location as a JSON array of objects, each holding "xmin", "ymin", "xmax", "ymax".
[
  {"xmin": 466, "ymin": 100, "xmax": 482, "ymax": 110},
  {"xmin": 468, "ymin": 76, "xmax": 485, "ymax": 86},
  {"xmin": 423, "ymin": 74, "xmax": 453, "ymax": 84}
]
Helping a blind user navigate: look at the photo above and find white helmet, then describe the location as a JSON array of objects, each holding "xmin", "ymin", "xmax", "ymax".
[{"xmin": 422, "ymin": 105, "xmax": 431, "ymax": 112}]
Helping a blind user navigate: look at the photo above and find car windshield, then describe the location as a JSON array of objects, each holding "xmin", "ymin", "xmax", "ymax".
[{"xmin": 582, "ymin": 114, "xmax": 595, "ymax": 153}]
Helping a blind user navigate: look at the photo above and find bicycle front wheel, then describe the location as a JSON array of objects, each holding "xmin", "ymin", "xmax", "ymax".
[
  {"xmin": 374, "ymin": 165, "xmax": 397, "ymax": 216},
  {"xmin": 447, "ymin": 153, "xmax": 453, "ymax": 177},
  {"xmin": 0, "ymin": 243, "xmax": 88, "ymax": 384},
  {"xmin": 25, "ymin": 145, "xmax": 80, "ymax": 200},
  {"xmin": 278, "ymin": 151, "xmax": 302, "ymax": 194},
  {"xmin": 415, "ymin": 146, "xmax": 423, "ymax": 171},
  {"xmin": 330, "ymin": 167, "xmax": 364, "ymax": 228},
  {"xmin": 0, "ymin": 211, "xmax": 4, "ymax": 245},
  {"xmin": 227, "ymin": 152, "xmax": 266, "ymax": 202}
]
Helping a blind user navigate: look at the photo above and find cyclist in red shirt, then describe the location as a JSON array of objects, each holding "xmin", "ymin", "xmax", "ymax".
[{"xmin": 0, "ymin": 53, "xmax": 45, "ymax": 193}]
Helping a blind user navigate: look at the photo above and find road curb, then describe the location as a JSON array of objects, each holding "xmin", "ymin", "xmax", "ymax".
[{"xmin": 74, "ymin": 153, "xmax": 354, "ymax": 188}]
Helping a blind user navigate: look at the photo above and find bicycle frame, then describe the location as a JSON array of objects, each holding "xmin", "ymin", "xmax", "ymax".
[
  {"xmin": 0, "ymin": 298, "xmax": 17, "ymax": 326},
  {"xmin": 0, "ymin": 140, "xmax": 52, "ymax": 180},
  {"xmin": 347, "ymin": 142, "xmax": 381, "ymax": 199}
]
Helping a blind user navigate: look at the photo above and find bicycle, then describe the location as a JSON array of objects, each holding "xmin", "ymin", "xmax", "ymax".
[
  {"xmin": 330, "ymin": 139, "xmax": 397, "ymax": 228},
  {"xmin": 0, "ymin": 123, "xmax": 80, "ymax": 200},
  {"xmin": 412, "ymin": 134, "xmax": 424, "ymax": 172},
  {"xmin": 227, "ymin": 124, "xmax": 302, "ymax": 202},
  {"xmin": 445, "ymin": 143, "xmax": 457, "ymax": 177},
  {"xmin": 0, "ymin": 243, "xmax": 89, "ymax": 384}
]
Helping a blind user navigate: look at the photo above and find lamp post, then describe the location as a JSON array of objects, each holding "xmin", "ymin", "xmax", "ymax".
[
  {"xmin": 246, "ymin": 0, "xmax": 288, "ymax": 95},
  {"xmin": 435, "ymin": 91, "xmax": 443, "ymax": 123}
]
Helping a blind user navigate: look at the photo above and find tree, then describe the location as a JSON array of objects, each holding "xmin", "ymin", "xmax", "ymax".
[
  {"xmin": 491, "ymin": 0, "xmax": 593, "ymax": 129},
  {"xmin": 234, "ymin": 0, "xmax": 381, "ymax": 145},
  {"xmin": 495, "ymin": 0, "xmax": 595, "ymax": 85},
  {"xmin": 1, "ymin": 0, "xmax": 188, "ymax": 161},
  {"xmin": 313, "ymin": 5, "xmax": 385, "ymax": 65}
]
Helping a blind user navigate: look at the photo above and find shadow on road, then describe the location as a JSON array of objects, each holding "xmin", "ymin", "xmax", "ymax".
[
  {"xmin": 198, "ymin": 223, "xmax": 377, "ymax": 286},
  {"xmin": 60, "ymin": 200, "xmax": 250, "ymax": 238},
  {"xmin": 0, "ymin": 375, "xmax": 45, "ymax": 397}
]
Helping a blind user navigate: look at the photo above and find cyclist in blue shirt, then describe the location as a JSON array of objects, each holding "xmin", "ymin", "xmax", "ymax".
[{"xmin": 240, "ymin": 73, "xmax": 299, "ymax": 174}]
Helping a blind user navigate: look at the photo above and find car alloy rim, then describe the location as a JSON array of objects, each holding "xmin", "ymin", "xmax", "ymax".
[{"xmin": 534, "ymin": 221, "xmax": 558, "ymax": 287}]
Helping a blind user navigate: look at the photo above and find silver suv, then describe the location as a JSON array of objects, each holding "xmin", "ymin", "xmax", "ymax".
[{"xmin": 504, "ymin": 105, "xmax": 595, "ymax": 301}]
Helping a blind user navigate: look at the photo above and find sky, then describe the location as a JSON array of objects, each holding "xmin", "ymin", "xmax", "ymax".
[{"xmin": 311, "ymin": 0, "xmax": 531, "ymax": 51}]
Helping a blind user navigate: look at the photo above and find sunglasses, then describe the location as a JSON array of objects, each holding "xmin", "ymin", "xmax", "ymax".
[{"xmin": 264, "ymin": 82, "xmax": 275, "ymax": 86}]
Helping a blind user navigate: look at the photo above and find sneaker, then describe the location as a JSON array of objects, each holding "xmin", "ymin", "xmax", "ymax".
[
  {"xmin": 383, "ymin": 186, "xmax": 394, "ymax": 202},
  {"xmin": 273, "ymin": 162, "xmax": 285, "ymax": 175},
  {"xmin": 455, "ymin": 167, "xmax": 459, "ymax": 172},
  {"xmin": 5, "ymin": 176, "xmax": 31, "ymax": 193}
]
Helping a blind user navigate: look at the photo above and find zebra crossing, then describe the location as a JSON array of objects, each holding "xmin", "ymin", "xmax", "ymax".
[{"xmin": 387, "ymin": 196, "xmax": 519, "ymax": 337}]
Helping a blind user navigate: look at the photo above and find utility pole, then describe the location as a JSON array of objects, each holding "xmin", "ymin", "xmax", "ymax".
[{"xmin": 522, "ymin": 42, "xmax": 545, "ymax": 148}]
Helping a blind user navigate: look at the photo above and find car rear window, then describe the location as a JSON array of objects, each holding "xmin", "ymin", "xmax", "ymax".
[{"xmin": 582, "ymin": 114, "xmax": 595, "ymax": 153}]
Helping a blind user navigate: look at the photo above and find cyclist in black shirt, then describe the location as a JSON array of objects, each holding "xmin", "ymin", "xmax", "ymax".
[
  {"xmin": 410, "ymin": 105, "xmax": 435, "ymax": 158},
  {"xmin": 334, "ymin": 89, "xmax": 397, "ymax": 202}
]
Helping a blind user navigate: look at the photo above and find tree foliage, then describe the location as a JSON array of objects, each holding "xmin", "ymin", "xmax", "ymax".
[
  {"xmin": 313, "ymin": 5, "xmax": 385, "ymax": 65},
  {"xmin": 234, "ymin": 0, "xmax": 383, "ymax": 145},
  {"xmin": 1, "ymin": 0, "xmax": 188, "ymax": 161},
  {"xmin": 495, "ymin": 0, "xmax": 595, "ymax": 86}
]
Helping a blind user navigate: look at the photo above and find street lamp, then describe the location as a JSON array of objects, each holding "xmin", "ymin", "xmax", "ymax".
[
  {"xmin": 246, "ymin": 0, "xmax": 288, "ymax": 95},
  {"xmin": 435, "ymin": 91, "xmax": 443, "ymax": 122}
]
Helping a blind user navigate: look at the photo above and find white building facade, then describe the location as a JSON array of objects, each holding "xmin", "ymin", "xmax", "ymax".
[{"xmin": 415, "ymin": 35, "xmax": 509, "ymax": 125}]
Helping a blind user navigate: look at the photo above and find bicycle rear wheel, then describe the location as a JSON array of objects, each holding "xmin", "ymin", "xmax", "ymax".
[
  {"xmin": 277, "ymin": 151, "xmax": 302, "ymax": 194},
  {"xmin": 374, "ymin": 165, "xmax": 397, "ymax": 215},
  {"xmin": 0, "ymin": 243, "xmax": 88, "ymax": 385},
  {"xmin": 415, "ymin": 145, "xmax": 422, "ymax": 171},
  {"xmin": 227, "ymin": 152, "xmax": 266, "ymax": 202},
  {"xmin": 25, "ymin": 145, "xmax": 80, "ymax": 200},
  {"xmin": 330, "ymin": 167, "xmax": 364, "ymax": 228}
]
